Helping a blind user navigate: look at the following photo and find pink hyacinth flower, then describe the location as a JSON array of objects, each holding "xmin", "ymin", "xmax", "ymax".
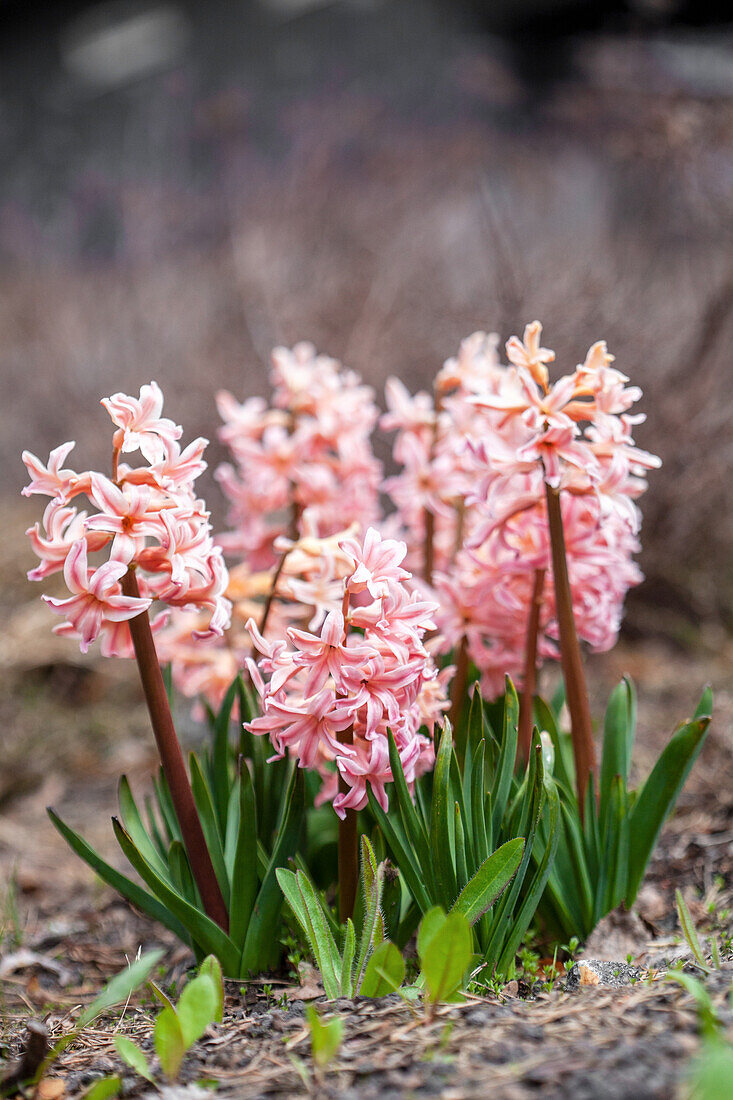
[
  {"xmin": 102, "ymin": 381, "xmax": 182, "ymax": 464},
  {"xmin": 43, "ymin": 539, "xmax": 151, "ymax": 652}
]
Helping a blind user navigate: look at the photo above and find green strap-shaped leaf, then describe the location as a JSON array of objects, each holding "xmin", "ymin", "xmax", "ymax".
[
  {"xmin": 491, "ymin": 678, "xmax": 519, "ymax": 833},
  {"xmin": 211, "ymin": 677, "xmax": 239, "ymax": 834},
  {"xmin": 695, "ymin": 685, "xmax": 713, "ymax": 721},
  {"xmin": 168, "ymin": 840, "xmax": 200, "ymax": 909},
  {"xmin": 386, "ymin": 729, "xmax": 434, "ymax": 894},
  {"xmin": 495, "ymin": 778, "xmax": 561, "ymax": 975},
  {"xmin": 153, "ymin": 770, "xmax": 181, "ymax": 845},
  {"xmin": 229, "ymin": 763, "xmax": 258, "ymax": 948},
  {"xmin": 118, "ymin": 776, "xmax": 171, "ymax": 881},
  {"xmin": 626, "ymin": 716, "xmax": 710, "ymax": 906},
  {"xmin": 47, "ymin": 809, "xmax": 189, "ymax": 944},
  {"xmin": 144, "ymin": 794, "xmax": 168, "ymax": 861},
  {"xmin": 240, "ymin": 765, "xmax": 304, "ymax": 976},
  {"xmin": 601, "ymin": 774, "xmax": 629, "ymax": 918},
  {"xmin": 470, "ymin": 741, "xmax": 489, "ymax": 869},
  {"xmin": 430, "ymin": 723, "xmax": 458, "ymax": 910},
  {"xmin": 451, "ymin": 837, "xmax": 524, "ymax": 926},
  {"xmin": 600, "ymin": 680, "xmax": 633, "ymax": 812},
  {"xmin": 454, "ymin": 803, "xmax": 469, "ymax": 893},
  {"xmin": 112, "ymin": 819, "xmax": 240, "ymax": 976},
  {"xmin": 367, "ymin": 790, "xmax": 431, "ymax": 913},
  {"xmin": 189, "ymin": 754, "xmax": 231, "ymax": 908}
]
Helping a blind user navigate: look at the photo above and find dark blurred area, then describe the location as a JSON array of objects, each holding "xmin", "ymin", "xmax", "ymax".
[{"xmin": 2, "ymin": 0, "xmax": 733, "ymax": 637}]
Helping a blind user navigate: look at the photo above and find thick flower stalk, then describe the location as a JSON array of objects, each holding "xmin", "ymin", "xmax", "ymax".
[
  {"xmin": 23, "ymin": 382, "xmax": 231, "ymax": 929},
  {"xmin": 383, "ymin": 325, "xmax": 659, "ymax": 807},
  {"xmin": 216, "ymin": 342, "xmax": 383, "ymax": 570},
  {"xmin": 245, "ymin": 526, "xmax": 446, "ymax": 919}
]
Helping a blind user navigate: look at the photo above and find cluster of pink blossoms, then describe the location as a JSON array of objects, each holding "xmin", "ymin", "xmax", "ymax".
[
  {"xmin": 383, "ymin": 324, "xmax": 660, "ymax": 697},
  {"xmin": 216, "ymin": 342, "xmax": 382, "ymax": 570},
  {"xmin": 244, "ymin": 527, "xmax": 446, "ymax": 817},
  {"xmin": 23, "ymin": 382, "xmax": 231, "ymax": 655}
]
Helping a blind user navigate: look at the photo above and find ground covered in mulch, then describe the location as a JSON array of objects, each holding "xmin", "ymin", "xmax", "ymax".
[{"xmin": 2, "ymin": 509, "xmax": 733, "ymax": 1098}]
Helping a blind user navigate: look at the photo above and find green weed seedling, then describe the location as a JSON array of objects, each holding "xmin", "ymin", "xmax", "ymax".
[
  {"xmin": 113, "ymin": 955, "xmax": 224, "ymax": 1086},
  {"xmin": 416, "ymin": 906, "xmax": 474, "ymax": 1019},
  {"xmin": 306, "ymin": 1005, "xmax": 344, "ymax": 1070}
]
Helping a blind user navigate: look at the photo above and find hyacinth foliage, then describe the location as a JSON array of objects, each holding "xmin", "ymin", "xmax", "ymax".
[
  {"xmin": 369, "ymin": 683, "xmax": 560, "ymax": 978},
  {"xmin": 534, "ymin": 679, "xmax": 712, "ymax": 941},
  {"xmin": 50, "ymin": 676, "xmax": 306, "ymax": 977}
]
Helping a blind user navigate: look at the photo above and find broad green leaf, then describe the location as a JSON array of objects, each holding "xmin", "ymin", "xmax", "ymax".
[
  {"xmin": 154, "ymin": 1006, "xmax": 186, "ymax": 1079},
  {"xmin": 419, "ymin": 911, "xmax": 473, "ymax": 1005},
  {"xmin": 470, "ymin": 741, "xmax": 489, "ymax": 869},
  {"xmin": 417, "ymin": 906, "xmax": 447, "ymax": 960},
  {"xmin": 112, "ymin": 819, "xmax": 240, "ymax": 976},
  {"xmin": 78, "ymin": 950, "xmax": 163, "ymax": 1028},
  {"xmin": 358, "ymin": 941, "xmax": 405, "ymax": 997},
  {"xmin": 47, "ymin": 810, "xmax": 189, "ymax": 944},
  {"xmin": 306, "ymin": 1006, "xmax": 343, "ymax": 1069},
  {"xmin": 198, "ymin": 955, "xmax": 224, "ymax": 1022},
  {"xmin": 83, "ymin": 1076, "xmax": 122, "ymax": 1100},
  {"xmin": 626, "ymin": 717, "xmax": 710, "ymax": 905},
  {"xmin": 451, "ymin": 837, "xmax": 524, "ymax": 925},
  {"xmin": 113, "ymin": 1037, "xmax": 153, "ymax": 1083},
  {"xmin": 688, "ymin": 1041, "xmax": 733, "ymax": 1099},
  {"xmin": 177, "ymin": 974, "xmax": 218, "ymax": 1047}
]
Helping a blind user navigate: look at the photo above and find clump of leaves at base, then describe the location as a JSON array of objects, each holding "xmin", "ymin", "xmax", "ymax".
[
  {"xmin": 277, "ymin": 835, "xmax": 405, "ymax": 999},
  {"xmin": 48, "ymin": 676, "xmax": 306, "ymax": 977},
  {"xmin": 536, "ymin": 679, "xmax": 711, "ymax": 941},
  {"xmin": 368, "ymin": 679, "xmax": 560, "ymax": 981}
]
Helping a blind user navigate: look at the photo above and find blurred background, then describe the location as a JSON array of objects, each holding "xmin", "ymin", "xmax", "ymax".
[
  {"xmin": 1, "ymin": 0, "xmax": 733, "ymax": 938},
  {"xmin": 2, "ymin": 0, "xmax": 733, "ymax": 636}
]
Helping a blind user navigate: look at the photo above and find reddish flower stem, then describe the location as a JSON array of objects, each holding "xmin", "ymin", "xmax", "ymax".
[
  {"xmin": 423, "ymin": 508, "xmax": 435, "ymax": 587},
  {"xmin": 337, "ymin": 724, "xmax": 358, "ymax": 923},
  {"xmin": 544, "ymin": 484, "xmax": 596, "ymax": 817},
  {"xmin": 517, "ymin": 567, "xmax": 546, "ymax": 770},
  {"xmin": 448, "ymin": 633, "xmax": 469, "ymax": 733},
  {"xmin": 121, "ymin": 568, "xmax": 229, "ymax": 931}
]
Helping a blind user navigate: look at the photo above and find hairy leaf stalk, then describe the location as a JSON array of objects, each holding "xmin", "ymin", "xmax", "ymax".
[{"xmin": 121, "ymin": 568, "xmax": 230, "ymax": 931}]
